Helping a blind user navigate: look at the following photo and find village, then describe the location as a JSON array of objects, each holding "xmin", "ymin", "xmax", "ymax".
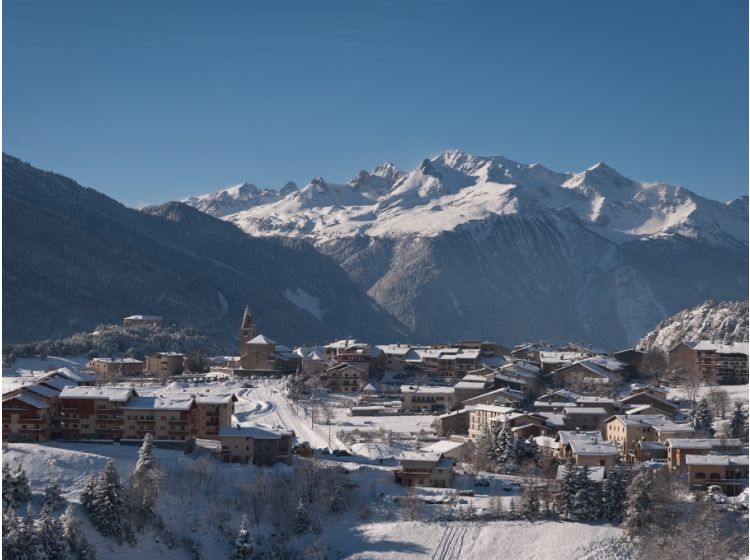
[{"xmin": 2, "ymin": 307, "xmax": 749, "ymax": 559}]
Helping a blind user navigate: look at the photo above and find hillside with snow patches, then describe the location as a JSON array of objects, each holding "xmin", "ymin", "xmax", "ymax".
[
  {"xmin": 637, "ymin": 299, "xmax": 749, "ymax": 353},
  {"xmin": 183, "ymin": 150, "xmax": 748, "ymax": 348}
]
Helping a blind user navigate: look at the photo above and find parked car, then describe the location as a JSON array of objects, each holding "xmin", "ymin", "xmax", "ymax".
[
  {"xmin": 457, "ymin": 490, "xmax": 475, "ymax": 497},
  {"xmin": 333, "ymin": 449, "xmax": 351, "ymax": 457},
  {"xmin": 474, "ymin": 478, "xmax": 490, "ymax": 487}
]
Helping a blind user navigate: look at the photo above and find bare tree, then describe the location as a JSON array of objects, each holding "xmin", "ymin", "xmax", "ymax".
[
  {"xmin": 707, "ymin": 386, "xmax": 730, "ymax": 419},
  {"xmin": 641, "ymin": 349, "xmax": 668, "ymax": 381}
]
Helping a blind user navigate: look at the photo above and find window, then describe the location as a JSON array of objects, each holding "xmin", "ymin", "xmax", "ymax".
[
  {"xmin": 709, "ymin": 473, "xmax": 720, "ymax": 480},
  {"xmin": 695, "ymin": 472, "xmax": 706, "ymax": 479}
]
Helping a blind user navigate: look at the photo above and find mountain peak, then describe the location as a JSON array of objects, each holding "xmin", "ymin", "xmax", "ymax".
[{"xmin": 280, "ymin": 181, "xmax": 299, "ymax": 196}]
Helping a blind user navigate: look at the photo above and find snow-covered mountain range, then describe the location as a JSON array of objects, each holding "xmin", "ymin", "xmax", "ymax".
[
  {"xmin": 183, "ymin": 150, "xmax": 748, "ymax": 349},
  {"xmin": 637, "ymin": 300, "xmax": 749, "ymax": 353},
  {"xmin": 185, "ymin": 149, "xmax": 748, "ymax": 248}
]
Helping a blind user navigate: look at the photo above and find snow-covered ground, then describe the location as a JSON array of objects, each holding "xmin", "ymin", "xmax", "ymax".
[
  {"xmin": 666, "ymin": 383, "xmax": 749, "ymax": 404},
  {"xmin": 3, "ymin": 441, "xmax": 629, "ymax": 559}
]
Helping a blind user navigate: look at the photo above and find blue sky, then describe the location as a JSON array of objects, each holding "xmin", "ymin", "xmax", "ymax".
[{"xmin": 4, "ymin": 1, "xmax": 747, "ymax": 206}]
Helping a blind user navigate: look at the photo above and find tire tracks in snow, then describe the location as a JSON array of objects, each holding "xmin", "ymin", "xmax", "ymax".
[{"xmin": 431, "ymin": 523, "xmax": 469, "ymax": 560}]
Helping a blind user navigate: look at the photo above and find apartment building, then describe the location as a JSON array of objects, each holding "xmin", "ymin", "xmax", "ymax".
[
  {"xmin": 323, "ymin": 363, "xmax": 369, "ymax": 393},
  {"xmin": 123, "ymin": 395, "xmax": 197, "ymax": 441},
  {"xmin": 467, "ymin": 404, "xmax": 520, "ymax": 440},
  {"xmin": 218, "ymin": 425, "xmax": 295, "ymax": 465},
  {"xmin": 400, "ymin": 385, "xmax": 456, "ymax": 414},
  {"xmin": 59, "ymin": 386, "xmax": 135, "ymax": 440},
  {"xmin": 87, "ymin": 357, "xmax": 145, "ymax": 377},
  {"xmin": 686, "ymin": 455, "xmax": 749, "ymax": 495},
  {"xmin": 605, "ymin": 414, "xmax": 696, "ymax": 460},
  {"xmin": 2, "ymin": 391, "xmax": 53, "ymax": 442},
  {"xmin": 395, "ymin": 452, "xmax": 454, "ymax": 488},
  {"xmin": 666, "ymin": 438, "xmax": 744, "ymax": 472},
  {"xmin": 146, "ymin": 352, "xmax": 185, "ymax": 376}
]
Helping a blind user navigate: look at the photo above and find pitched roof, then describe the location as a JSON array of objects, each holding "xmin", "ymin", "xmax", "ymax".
[
  {"xmin": 248, "ymin": 334, "xmax": 276, "ymax": 345},
  {"xmin": 60, "ymin": 386, "xmax": 134, "ymax": 402}
]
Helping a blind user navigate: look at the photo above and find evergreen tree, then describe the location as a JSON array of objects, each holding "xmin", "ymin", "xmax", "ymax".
[
  {"xmin": 36, "ymin": 505, "xmax": 71, "ymax": 560},
  {"xmin": 571, "ymin": 465, "xmax": 598, "ymax": 521},
  {"xmin": 601, "ymin": 468, "xmax": 627, "ymax": 522},
  {"xmin": 80, "ymin": 473, "xmax": 98, "ymax": 512},
  {"xmin": 474, "ymin": 423, "xmax": 495, "ymax": 469},
  {"xmin": 729, "ymin": 401, "xmax": 748, "ymax": 440},
  {"xmin": 523, "ymin": 437, "xmax": 539, "ymax": 465},
  {"xmin": 22, "ymin": 507, "xmax": 47, "ymax": 560},
  {"xmin": 555, "ymin": 458, "xmax": 580, "ymax": 521},
  {"xmin": 42, "ymin": 482, "xmax": 67, "ymax": 511},
  {"xmin": 689, "ymin": 399, "xmax": 715, "ymax": 435},
  {"xmin": 294, "ymin": 497, "xmax": 309, "ymax": 535},
  {"xmin": 495, "ymin": 422, "xmax": 519, "ymax": 470},
  {"xmin": 10, "ymin": 464, "xmax": 32, "ymax": 507},
  {"xmin": 2, "ymin": 509, "xmax": 26, "ymax": 560},
  {"xmin": 520, "ymin": 483, "xmax": 539, "ymax": 520},
  {"xmin": 623, "ymin": 470, "xmax": 654, "ymax": 536},
  {"xmin": 230, "ymin": 515, "xmax": 253, "ymax": 560},
  {"xmin": 83, "ymin": 460, "xmax": 131, "ymax": 542},
  {"xmin": 2, "ymin": 463, "xmax": 14, "ymax": 508},
  {"xmin": 130, "ymin": 434, "xmax": 160, "ymax": 531},
  {"xmin": 507, "ymin": 497, "xmax": 518, "ymax": 520}
]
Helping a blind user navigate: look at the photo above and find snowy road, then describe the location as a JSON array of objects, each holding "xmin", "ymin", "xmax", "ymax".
[{"xmin": 233, "ymin": 379, "xmax": 345, "ymax": 450}]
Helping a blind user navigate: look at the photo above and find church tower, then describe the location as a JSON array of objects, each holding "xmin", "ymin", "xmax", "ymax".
[{"xmin": 239, "ymin": 305, "xmax": 257, "ymax": 354}]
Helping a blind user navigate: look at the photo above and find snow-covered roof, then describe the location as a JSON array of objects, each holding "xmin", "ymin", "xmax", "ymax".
[
  {"xmin": 576, "ymin": 396, "xmax": 614, "ymax": 405},
  {"xmin": 149, "ymin": 351, "xmax": 185, "ymax": 357},
  {"xmin": 420, "ymin": 440, "xmax": 466, "ymax": 455},
  {"xmin": 400, "ymin": 385, "xmax": 455, "ymax": 395},
  {"xmin": 3, "ymin": 392, "xmax": 49, "ymax": 409},
  {"xmin": 568, "ymin": 439, "xmax": 619, "ymax": 456},
  {"xmin": 24, "ymin": 384, "xmax": 60, "ymax": 399},
  {"xmin": 60, "ymin": 386, "xmax": 134, "ymax": 402},
  {"xmin": 685, "ymin": 454, "xmax": 749, "ymax": 467},
  {"xmin": 219, "ymin": 425, "xmax": 293, "ymax": 439},
  {"xmin": 248, "ymin": 334, "xmax": 276, "ymax": 345},
  {"xmin": 666, "ymin": 438, "xmax": 743, "ymax": 449},
  {"xmin": 555, "ymin": 430, "xmax": 603, "ymax": 445},
  {"xmin": 125, "ymin": 395, "xmax": 194, "ymax": 411},
  {"xmin": 539, "ymin": 351, "xmax": 587, "ymax": 364},
  {"xmin": 624, "ymin": 404, "xmax": 661, "ymax": 415},
  {"xmin": 556, "ymin": 465, "xmax": 605, "ymax": 482},
  {"xmin": 361, "ymin": 383, "xmax": 378, "ymax": 392},
  {"xmin": 194, "ymin": 393, "xmax": 235, "ymax": 405},
  {"xmin": 563, "ymin": 407, "xmax": 607, "ymax": 416},
  {"xmin": 48, "ymin": 367, "xmax": 97, "ymax": 383},
  {"xmin": 453, "ymin": 381, "xmax": 486, "ymax": 390},
  {"xmin": 90, "ymin": 357, "xmax": 144, "ymax": 364},
  {"xmin": 41, "ymin": 376, "xmax": 80, "ymax": 391},
  {"xmin": 689, "ymin": 341, "xmax": 749, "ymax": 355},
  {"xmin": 124, "ymin": 315, "xmax": 162, "ymax": 321}
]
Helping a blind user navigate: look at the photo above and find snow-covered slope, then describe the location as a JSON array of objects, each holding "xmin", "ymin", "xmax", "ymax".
[
  {"xmin": 637, "ymin": 300, "xmax": 749, "ymax": 353},
  {"xmin": 182, "ymin": 181, "xmax": 293, "ymax": 218}
]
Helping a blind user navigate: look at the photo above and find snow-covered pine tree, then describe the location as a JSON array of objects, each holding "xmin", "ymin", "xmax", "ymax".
[
  {"xmin": 601, "ymin": 467, "xmax": 627, "ymax": 522},
  {"xmin": 473, "ymin": 423, "xmax": 494, "ymax": 470},
  {"xmin": 571, "ymin": 464, "xmax": 598, "ymax": 521},
  {"xmin": 623, "ymin": 469, "xmax": 654, "ymax": 536},
  {"xmin": 130, "ymin": 434, "xmax": 160, "ymax": 531},
  {"xmin": 230, "ymin": 514, "xmax": 253, "ymax": 560},
  {"xmin": 85, "ymin": 460, "xmax": 131, "ymax": 542},
  {"xmin": 61, "ymin": 504, "xmax": 81, "ymax": 550},
  {"xmin": 523, "ymin": 437, "xmax": 539, "ymax": 465},
  {"xmin": 729, "ymin": 400, "xmax": 748, "ymax": 440},
  {"xmin": 80, "ymin": 473, "xmax": 98, "ymax": 512},
  {"xmin": 23, "ymin": 506, "xmax": 47, "ymax": 560},
  {"xmin": 42, "ymin": 482, "xmax": 67, "ymax": 511},
  {"xmin": 36, "ymin": 505, "xmax": 71, "ymax": 560},
  {"xmin": 11, "ymin": 464, "xmax": 32, "ymax": 507},
  {"xmin": 496, "ymin": 422, "xmax": 519, "ymax": 471},
  {"xmin": 555, "ymin": 457, "xmax": 579, "ymax": 521},
  {"xmin": 507, "ymin": 497, "xmax": 518, "ymax": 520},
  {"xmin": 294, "ymin": 497, "xmax": 309, "ymax": 535},
  {"xmin": 2, "ymin": 509, "xmax": 25, "ymax": 559},
  {"xmin": 689, "ymin": 399, "xmax": 715, "ymax": 436},
  {"xmin": 520, "ymin": 483, "xmax": 539, "ymax": 520},
  {"xmin": 2, "ymin": 463, "xmax": 14, "ymax": 508}
]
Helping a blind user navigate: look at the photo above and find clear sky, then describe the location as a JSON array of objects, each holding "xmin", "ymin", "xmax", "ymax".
[{"xmin": 3, "ymin": 1, "xmax": 748, "ymax": 206}]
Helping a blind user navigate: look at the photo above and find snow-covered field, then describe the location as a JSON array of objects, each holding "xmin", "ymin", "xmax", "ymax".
[{"xmin": 3, "ymin": 441, "xmax": 629, "ymax": 559}]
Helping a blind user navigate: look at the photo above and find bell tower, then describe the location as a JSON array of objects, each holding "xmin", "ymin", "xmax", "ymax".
[{"xmin": 240, "ymin": 305, "xmax": 257, "ymax": 354}]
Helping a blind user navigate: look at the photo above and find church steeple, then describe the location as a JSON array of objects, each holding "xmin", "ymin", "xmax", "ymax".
[{"xmin": 240, "ymin": 305, "xmax": 257, "ymax": 352}]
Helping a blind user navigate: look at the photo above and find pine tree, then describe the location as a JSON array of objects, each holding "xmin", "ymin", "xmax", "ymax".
[
  {"xmin": 601, "ymin": 468, "xmax": 627, "ymax": 522},
  {"xmin": 520, "ymin": 483, "xmax": 539, "ymax": 520},
  {"xmin": 230, "ymin": 515, "xmax": 253, "ymax": 560},
  {"xmin": 689, "ymin": 399, "xmax": 715, "ymax": 435},
  {"xmin": 507, "ymin": 497, "xmax": 518, "ymax": 520},
  {"xmin": 36, "ymin": 505, "xmax": 71, "ymax": 560},
  {"xmin": 294, "ymin": 497, "xmax": 309, "ymax": 535},
  {"xmin": 2, "ymin": 463, "xmax": 14, "ymax": 508},
  {"xmin": 10, "ymin": 465, "xmax": 32, "ymax": 507},
  {"xmin": 42, "ymin": 483, "xmax": 66, "ymax": 511},
  {"xmin": 23, "ymin": 507, "xmax": 47, "ymax": 560},
  {"xmin": 2, "ymin": 509, "xmax": 25, "ymax": 560},
  {"xmin": 556, "ymin": 457, "xmax": 580, "ymax": 521},
  {"xmin": 130, "ymin": 434, "xmax": 160, "ymax": 531},
  {"xmin": 523, "ymin": 437, "xmax": 539, "ymax": 465},
  {"xmin": 80, "ymin": 473, "xmax": 98, "ymax": 511},
  {"xmin": 729, "ymin": 401, "xmax": 747, "ymax": 440},
  {"xmin": 571, "ymin": 465, "xmax": 598, "ymax": 521},
  {"xmin": 623, "ymin": 470, "xmax": 654, "ymax": 536},
  {"xmin": 61, "ymin": 504, "xmax": 81, "ymax": 550},
  {"xmin": 83, "ymin": 460, "xmax": 131, "ymax": 542}
]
